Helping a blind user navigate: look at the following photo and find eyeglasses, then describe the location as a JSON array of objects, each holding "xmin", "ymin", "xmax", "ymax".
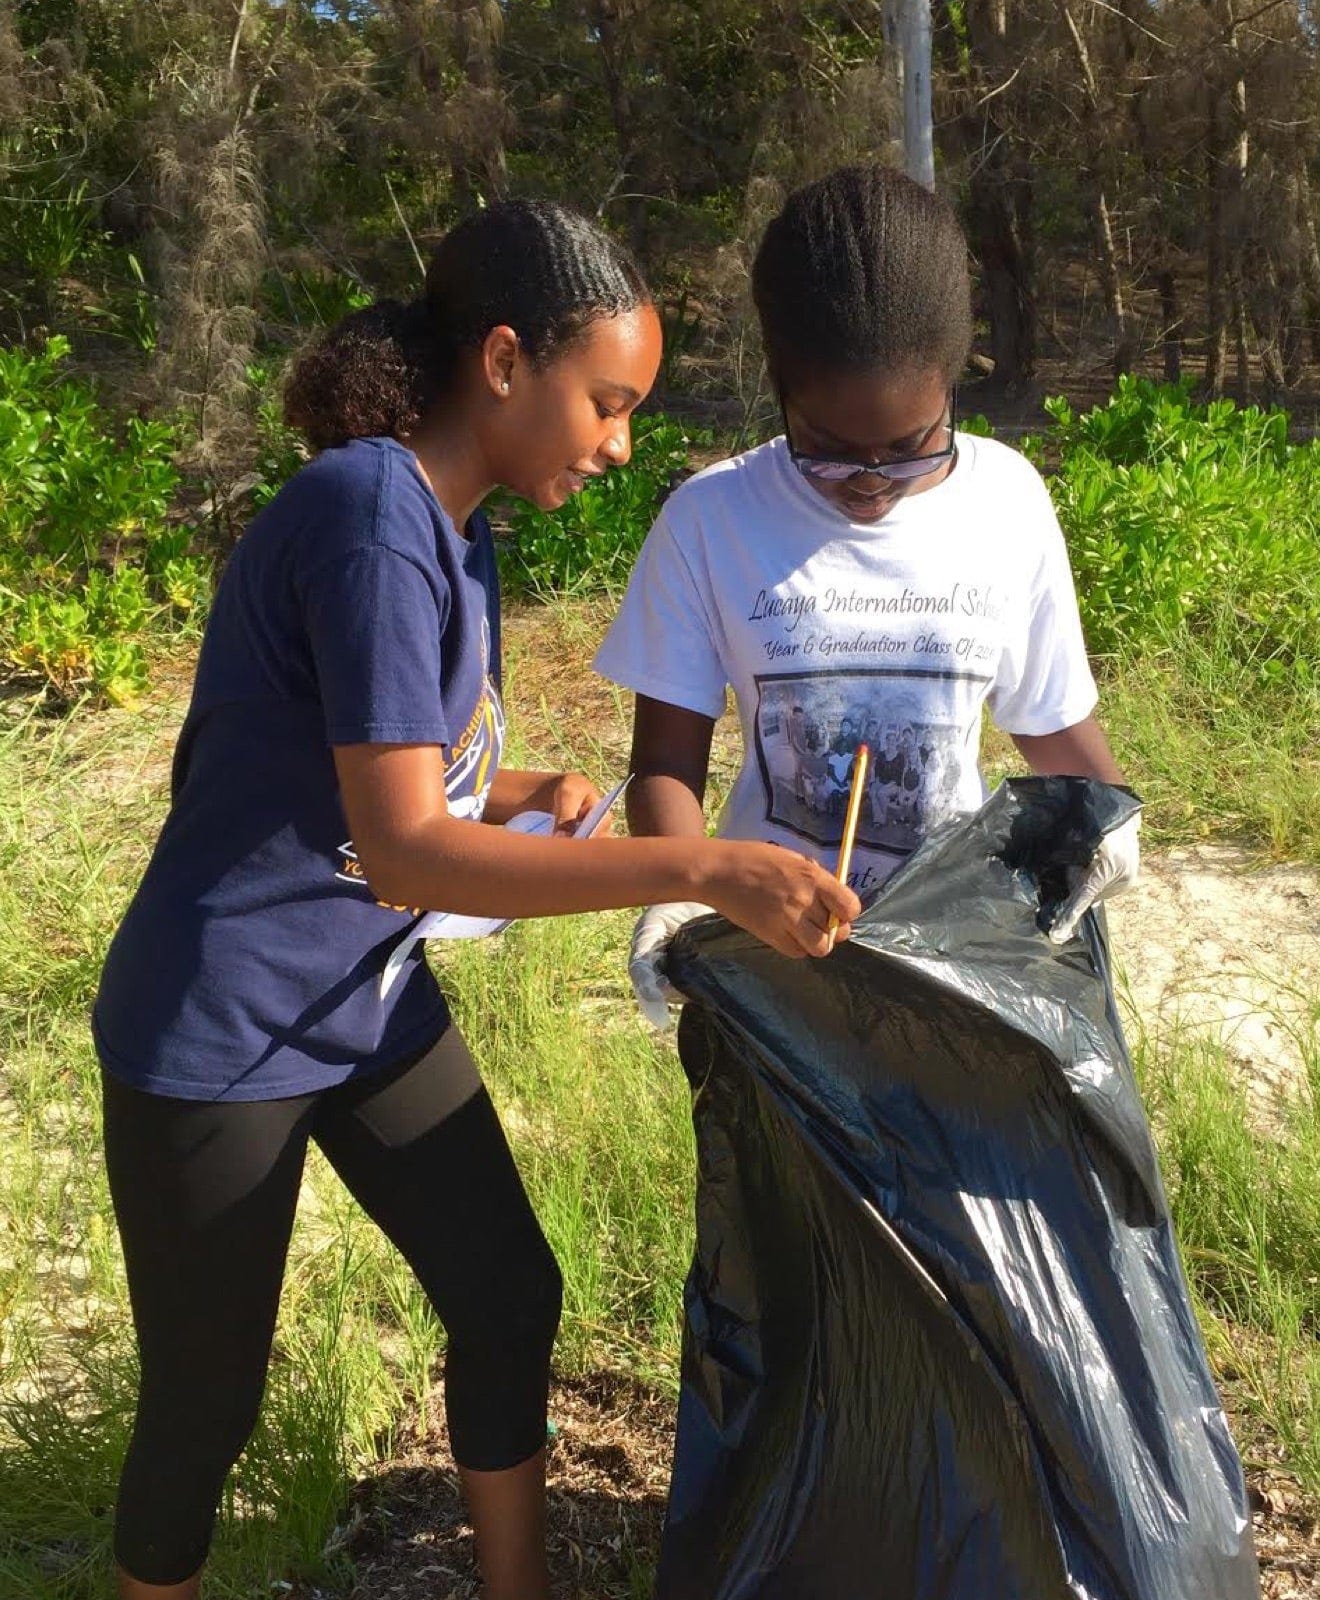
[{"xmin": 783, "ymin": 391, "xmax": 958, "ymax": 485}]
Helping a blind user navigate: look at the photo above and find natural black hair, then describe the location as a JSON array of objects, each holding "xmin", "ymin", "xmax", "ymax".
[
  {"xmin": 285, "ymin": 199, "xmax": 650, "ymax": 451},
  {"xmin": 751, "ymin": 164, "xmax": 973, "ymax": 396}
]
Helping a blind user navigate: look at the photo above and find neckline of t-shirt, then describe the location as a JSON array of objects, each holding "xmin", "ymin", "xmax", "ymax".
[
  {"xmin": 378, "ymin": 436, "xmax": 482, "ymax": 546},
  {"xmin": 768, "ymin": 429, "xmax": 980, "ymax": 536}
]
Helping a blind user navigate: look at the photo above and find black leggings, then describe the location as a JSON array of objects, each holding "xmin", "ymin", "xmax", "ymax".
[{"xmin": 101, "ymin": 1030, "xmax": 562, "ymax": 1586}]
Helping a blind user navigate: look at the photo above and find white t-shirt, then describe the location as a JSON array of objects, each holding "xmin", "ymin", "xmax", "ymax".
[{"xmin": 594, "ymin": 432, "xmax": 1098, "ymax": 895}]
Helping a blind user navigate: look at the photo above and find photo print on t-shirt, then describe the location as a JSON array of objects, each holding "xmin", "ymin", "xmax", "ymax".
[{"xmin": 753, "ymin": 669, "xmax": 969, "ymax": 859}]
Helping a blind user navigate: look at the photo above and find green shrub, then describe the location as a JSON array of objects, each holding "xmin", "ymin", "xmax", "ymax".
[
  {"xmin": 1039, "ymin": 375, "xmax": 1290, "ymax": 470},
  {"xmin": 103, "ymin": 251, "xmax": 160, "ymax": 354},
  {"xmin": 1023, "ymin": 378, "xmax": 1320, "ymax": 857},
  {"xmin": 500, "ymin": 413, "xmax": 710, "ymax": 596},
  {"xmin": 0, "ymin": 337, "xmax": 210, "ymax": 705},
  {"xmin": 0, "ymin": 181, "xmax": 103, "ymax": 301},
  {"xmin": 1038, "ymin": 378, "xmax": 1320, "ymax": 697},
  {"xmin": 246, "ymin": 361, "xmax": 309, "ymax": 509},
  {"xmin": 262, "ymin": 267, "xmax": 373, "ymax": 329},
  {"xmin": 0, "ymin": 578, "xmax": 152, "ymax": 705}
]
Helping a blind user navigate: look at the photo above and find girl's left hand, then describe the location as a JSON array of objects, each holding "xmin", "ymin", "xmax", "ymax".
[
  {"xmin": 629, "ymin": 901, "xmax": 714, "ymax": 1026},
  {"xmin": 1048, "ymin": 811, "xmax": 1141, "ymax": 943}
]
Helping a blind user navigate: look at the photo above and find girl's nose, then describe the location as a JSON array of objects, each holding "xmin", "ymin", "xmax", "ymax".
[{"xmin": 601, "ymin": 419, "xmax": 632, "ymax": 466}]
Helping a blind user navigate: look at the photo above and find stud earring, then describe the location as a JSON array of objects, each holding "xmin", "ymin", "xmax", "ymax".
[{"xmin": 500, "ymin": 380, "xmax": 510, "ymax": 393}]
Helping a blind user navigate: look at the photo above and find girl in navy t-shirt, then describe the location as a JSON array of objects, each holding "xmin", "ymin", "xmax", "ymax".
[{"xmin": 95, "ymin": 201, "xmax": 860, "ymax": 1600}]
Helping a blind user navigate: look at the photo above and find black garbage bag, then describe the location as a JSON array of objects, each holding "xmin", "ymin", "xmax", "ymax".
[{"xmin": 658, "ymin": 778, "xmax": 1258, "ymax": 1600}]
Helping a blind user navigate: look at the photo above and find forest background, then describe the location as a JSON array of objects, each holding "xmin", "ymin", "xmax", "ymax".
[
  {"xmin": 10, "ymin": 0, "xmax": 1320, "ymax": 705},
  {"xmin": 12, "ymin": 0, "xmax": 1320, "ymax": 449}
]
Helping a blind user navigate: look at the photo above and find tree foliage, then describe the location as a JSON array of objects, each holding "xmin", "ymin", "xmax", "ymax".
[{"xmin": 4, "ymin": 0, "xmax": 1320, "ymax": 420}]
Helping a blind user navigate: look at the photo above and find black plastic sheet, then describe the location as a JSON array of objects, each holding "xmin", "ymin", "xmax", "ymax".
[{"xmin": 658, "ymin": 778, "xmax": 1258, "ymax": 1600}]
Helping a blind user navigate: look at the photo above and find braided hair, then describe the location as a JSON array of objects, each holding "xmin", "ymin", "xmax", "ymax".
[
  {"xmin": 751, "ymin": 165, "xmax": 972, "ymax": 396},
  {"xmin": 285, "ymin": 200, "xmax": 650, "ymax": 451}
]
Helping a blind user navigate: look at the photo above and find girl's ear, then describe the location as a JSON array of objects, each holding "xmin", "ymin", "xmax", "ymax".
[{"xmin": 480, "ymin": 325, "xmax": 520, "ymax": 398}]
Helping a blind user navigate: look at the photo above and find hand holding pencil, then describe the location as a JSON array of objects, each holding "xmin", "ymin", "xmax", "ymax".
[{"xmin": 829, "ymin": 743, "xmax": 869, "ymax": 952}]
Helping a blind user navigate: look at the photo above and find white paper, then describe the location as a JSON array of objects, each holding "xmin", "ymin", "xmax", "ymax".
[
  {"xmin": 379, "ymin": 775, "xmax": 630, "ymax": 998},
  {"xmin": 570, "ymin": 774, "xmax": 631, "ymax": 843}
]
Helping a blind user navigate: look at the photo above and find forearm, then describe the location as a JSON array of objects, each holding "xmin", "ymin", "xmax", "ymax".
[
  {"xmin": 1012, "ymin": 715, "xmax": 1126, "ymax": 785},
  {"xmin": 366, "ymin": 810, "xmax": 722, "ymax": 919},
  {"xmin": 482, "ymin": 767, "xmax": 559, "ymax": 826},
  {"xmin": 625, "ymin": 696, "xmax": 715, "ymax": 841},
  {"xmin": 334, "ymin": 736, "xmax": 862, "ymax": 954},
  {"xmin": 626, "ymin": 773, "xmax": 708, "ymax": 839}
]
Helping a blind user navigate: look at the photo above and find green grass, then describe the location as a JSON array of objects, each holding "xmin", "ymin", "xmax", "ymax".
[
  {"xmin": 0, "ymin": 618, "xmax": 1318, "ymax": 1596},
  {"xmin": 440, "ymin": 915, "xmax": 695, "ymax": 1385},
  {"xmin": 1100, "ymin": 613, "xmax": 1320, "ymax": 861},
  {"xmin": 1134, "ymin": 1013, "xmax": 1320, "ymax": 1487},
  {"xmin": 0, "ymin": 701, "xmax": 420, "ymax": 1594},
  {"xmin": 974, "ymin": 612, "xmax": 1320, "ymax": 863}
]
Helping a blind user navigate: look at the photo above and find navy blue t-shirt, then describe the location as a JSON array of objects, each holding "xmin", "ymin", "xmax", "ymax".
[{"xmin": 94, "ymin": 437, "xmax": 505, "ymax": 1101}]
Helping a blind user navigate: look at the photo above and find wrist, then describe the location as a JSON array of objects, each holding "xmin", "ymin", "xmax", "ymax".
[
  {"xmin": 684, "ymin": 837, "xmax": 734, "ymax": 908},
  {"xmin": 525, "ymin": 771, "xmax": 560, "ymax": 807}
]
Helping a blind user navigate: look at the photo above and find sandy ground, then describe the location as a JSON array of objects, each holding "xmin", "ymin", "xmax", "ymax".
[{"xmin": 1107, "ymin": 845, "xmax": 1319, "ymax": 1118}]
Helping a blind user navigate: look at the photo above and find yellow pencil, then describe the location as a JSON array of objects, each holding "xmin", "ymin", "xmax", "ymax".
[{"xmin": 828, "ymin": 742, "xmax": 869, "ymax": 951}]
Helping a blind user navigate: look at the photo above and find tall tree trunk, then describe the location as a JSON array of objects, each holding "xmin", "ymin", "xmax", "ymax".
[
  {"xmin": 967, "ymin": 168, "xmax": 1036, "ymax": 391},
  {"xmin": 1057, "ymin": 0, "xmax": 1133, "ymax": 377},
  {"xmin": 448, "ymin": 0, "xmax": 508, "ymax": 210},
  {"xmin": 1118, "ymin": 0, "xmax": 1182, "ymax": 385},
  {"xmin": 938, "ymin": 0, "xmax": 1036, "ymax": 392},
  {"xmin": 1094, "ymin": 191, "xmax": 1134, "ymax": 377},
  {"xmin": 1203, "ymin": 0, "xmax": 1249, "ymax": 398},
  {"xmin": 1271, "ymin": 175, "xmax": 1306, "ymax": 390},
  {"xmin": 1282, "ymin": 300, "xmax": 1306, "ymax": 389},
  {"xmin": 888, "ymin": 0, "xmax": 935, "ymax": 188},
  {"xmin": 1159, "ymin": 269, "xmax": 1182, "ymax": 384},
  {"xmin": 1232, "ymin": 281, "xmax": 1251, "ymax": 400},
  {"xmin": 1204, "ymin": 102, "xmax": 1230, "ymax": 395},
  {"xmin": 1247, "ymin": 253, "xmax": 1290, "ymax": 398},
  {"xmin": 1289, "ymin": 155, "xmax": 1320, "ymax": 367},
  {"xmin": 586, "ymin": 0, "xmax": 646, "ymax": 249}
]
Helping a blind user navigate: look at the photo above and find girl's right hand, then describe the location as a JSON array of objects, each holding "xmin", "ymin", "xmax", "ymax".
[{"xmin": 702, "ymin": 840, "xmax": 861, "ymax": 959}]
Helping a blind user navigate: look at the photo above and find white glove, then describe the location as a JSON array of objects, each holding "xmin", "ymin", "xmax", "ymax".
[
  {"xmin": 628, "ymin": 901, "xmax": 715, "ymax": 1028},
  {"xmin": 1048, "ymin": 812, "xmax": 1141, "ymax": 944}
]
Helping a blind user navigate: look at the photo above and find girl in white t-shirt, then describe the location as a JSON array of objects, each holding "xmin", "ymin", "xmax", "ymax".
[{"xmin": 592, "ymin": 163, "xmax": 1140, "ymax": 1021}]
